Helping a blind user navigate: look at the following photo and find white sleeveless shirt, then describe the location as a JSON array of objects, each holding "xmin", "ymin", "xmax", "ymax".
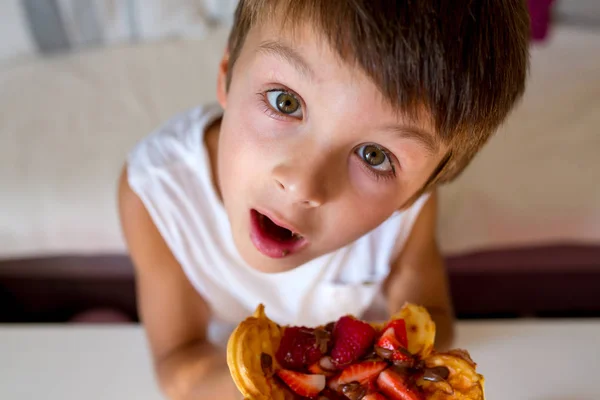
[{"xmin": 127, "ymin": 104, "xmax": 430, "ymax": 347}]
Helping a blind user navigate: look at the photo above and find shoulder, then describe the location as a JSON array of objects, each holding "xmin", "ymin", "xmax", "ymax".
[
  {"xmin": 127, "ymin": 103, "xmax": 222, "ymax": 176},
  {"xmin": 118, "ymin": 105, "xmax": 225, "ymax": 276},
  {"xmin": 340, "ymin": 192, "xmax": 434, "ymax": 280},
  {"xmin": 391, "ymin": 190, "xmax": 439, "ymax": 265},
  {"xmin": 371, "ymin": 193, "xmax": 436, "ymax": 247},
  {"xmin": 367, "ymin": 191, "xmax": 434, "ymax": 258}
]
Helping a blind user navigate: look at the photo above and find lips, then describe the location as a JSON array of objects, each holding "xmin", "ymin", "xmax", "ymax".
[{"xmin": 249, "ymin": 209, "xmax": 308, "ymax": 258}]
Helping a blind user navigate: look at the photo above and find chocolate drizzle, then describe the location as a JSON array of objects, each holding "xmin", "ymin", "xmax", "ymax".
[
  {"xmin": 341, "ymin": 382, "xmax": 367, "ymax": 400},
  {"xmin": 314, "ymin": 327, "xmax": 332, "ymax": 354},
  {"xmin": 423, "ymin": 366, "xmax": 451, "ymax": 382},
  {"xmin": 260, "ymin": 353, "xmax": 273, "ymax": 376}
]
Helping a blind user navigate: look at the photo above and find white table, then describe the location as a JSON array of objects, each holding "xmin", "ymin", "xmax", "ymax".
[{"xmin": 1, "ymin": 320, "xmax": 599, "ymax": 400}]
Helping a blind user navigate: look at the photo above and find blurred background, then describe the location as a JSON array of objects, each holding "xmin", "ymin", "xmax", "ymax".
[{"xmin": 0, "ymin": 0, "xmax": 598, "ymax": 324}]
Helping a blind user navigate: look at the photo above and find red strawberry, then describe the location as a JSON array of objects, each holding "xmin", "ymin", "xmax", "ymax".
[
  {"xmin": 390, "ymin": 351, "xmax": 413, "ymax": 364},
  {"xmin": 276, "ymin": 369, "xmax": 326, "ymax": 397},
  {"xmin": 377, "ymin": 369, "xmax": 424, "ymax": 400},
  {"xmin": 377, "ymin": 327, "xmax": 403, "ymax": 352},
  {"xmin": 365, "ymin": 379, "xmax": 379, "ymax": 394},
  {"xmin": 363, "ymin": 393, "xmax": 389, "ymax": 400},
  {"xmin": 328, "ymin": 361, "xmax": 388, "ymax": 390},
  {"xmin": 376, "ymin": 327, "xmax": 413, "ymax": 364},
  {"xmin": 330, "ymin": 316, "xmax": 377, "ymax": 366},
  {"xmin": 276, "ymin": 327, "xmax": 324, "ymax": 370},
  {"xmin": 383, "ymin": 319, "xmax": 408, "ymax": 348}
]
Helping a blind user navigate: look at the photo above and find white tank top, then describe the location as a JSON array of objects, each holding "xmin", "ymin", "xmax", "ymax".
[{"xmin": 127, "ymin": 104, "xmax": 430, "ymax": 347}]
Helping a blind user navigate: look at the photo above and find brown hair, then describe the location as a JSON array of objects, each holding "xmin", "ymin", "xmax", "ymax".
[{"xmin": 226, "ymin": 0, "xmax": 530, "ymax": 186}]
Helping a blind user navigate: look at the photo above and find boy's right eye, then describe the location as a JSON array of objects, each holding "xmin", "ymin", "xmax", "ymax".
[{"xmin": 266, "ymin": 90, "xmax": 303, "ymax": 118}]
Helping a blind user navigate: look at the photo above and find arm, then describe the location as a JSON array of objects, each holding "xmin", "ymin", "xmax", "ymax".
[
  {"xmin": 383, "ymin": 190, "xmax": 455, "ymax": 351},
  {"xmin": 118, "ymin": 167, "xmax": 241, "ymax": 400}
]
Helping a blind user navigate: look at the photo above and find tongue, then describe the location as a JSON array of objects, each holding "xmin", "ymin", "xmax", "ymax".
[{"xmin": 261, "ymin": 215, "xmax": 295, "ymax": 242}]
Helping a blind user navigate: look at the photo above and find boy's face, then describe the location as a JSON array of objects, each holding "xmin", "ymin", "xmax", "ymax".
[{"xmin": 215, "ymin": 21, "xmax": 447, "ymax": 273}]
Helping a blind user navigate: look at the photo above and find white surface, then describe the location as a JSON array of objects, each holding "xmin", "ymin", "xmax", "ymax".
[
  {"xmin": 455, "ymin": 320, "xmax": 600, "ymax": 400},
  {"xmin": 0, "ymin": 326, "xmax": 162, "ymax": 400},
  {"xmin": 0, "ymin": 24, "xmax": 599, "ymax": 262},
  {"xmin": 0, "ymin": 320, "xmax": 599, "ymax": 400}
]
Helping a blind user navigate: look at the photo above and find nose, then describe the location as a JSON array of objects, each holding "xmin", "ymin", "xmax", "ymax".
[{"xmin": 272, "ymin": 160, "xmax": 328, "ymax": 208}]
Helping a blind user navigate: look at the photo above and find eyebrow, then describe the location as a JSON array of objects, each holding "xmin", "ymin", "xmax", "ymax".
[
  {"xmin": 257, "ymin": 40, "xmax": 315, "ymax": 81},
  {"xmin": 385, "ymin": 125, "xmax": 440, "ymax": 155}
]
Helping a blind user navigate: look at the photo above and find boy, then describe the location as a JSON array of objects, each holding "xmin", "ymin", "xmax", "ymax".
[{"xmin": 118, "ymin": 1, "xmax": 530, "ymax": 398}]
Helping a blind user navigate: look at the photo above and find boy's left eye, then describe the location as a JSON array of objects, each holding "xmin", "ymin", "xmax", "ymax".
[
  {"xmin": 357, "ymin": 144, "xmax": 394, "ymax": 173},
  {"xmin": 266, "ymin": 90, "xmax": 303, "ymax": 118}
]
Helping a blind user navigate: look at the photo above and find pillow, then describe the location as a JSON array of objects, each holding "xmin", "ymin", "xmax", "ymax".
[{"xmin": 0, "ymin": 0, "xmax": 238, "ymax": 64}]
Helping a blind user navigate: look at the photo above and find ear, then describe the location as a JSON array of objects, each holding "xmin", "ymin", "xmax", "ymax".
[{"xmin": 216, "ymin": 49, "xmax": 231, "ymax": 109}]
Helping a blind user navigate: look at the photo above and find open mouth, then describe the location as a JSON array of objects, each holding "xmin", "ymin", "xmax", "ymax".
[{"xmin": 249, "ymin": 209, "xmax": 307, "ymax": 258}]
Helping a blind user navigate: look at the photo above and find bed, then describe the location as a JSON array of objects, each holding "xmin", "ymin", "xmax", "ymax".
[{"xmin": 1, "ymin": 2, "xmax": 599, "ymax": 321}]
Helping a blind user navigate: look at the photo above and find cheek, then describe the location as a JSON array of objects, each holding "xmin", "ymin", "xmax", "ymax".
[
  {"xmin": 347, "ymin": 156, "xmax": 401, "ymax": 206},
  {"xmin": 218, "ymin": 105, "xmax": 283, "ymax": 197},
  {"xmin": 223, "ymin": 88, "xmax": 284, "ymax": 148},
  {"xmin": 324, "ymin": 157, "xmax": 404, "ymax": 238},
  {"xmin": 220, "ymin": 120, "xmax": 260, "ymax": 186}
]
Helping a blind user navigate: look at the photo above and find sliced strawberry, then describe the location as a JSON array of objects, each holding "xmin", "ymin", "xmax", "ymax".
[
  {"xmin": 377, "ymin": 327, "xmax": 402, "ymax": 352},
  {"xmin": 363, "ymin": 393, "xmax": 389, "ymax": 400},
  {"xmin": 276, "ymin": 326, "xmax": 324, "ymax": 370},
  {"xmin": 376, "ymin": 327, "xmax": 413, "ymax": 365},
  {"xmin": 330, "ymin": 316, "xmax": 377, "ymax": 367},
  {"xmin": 382, "ymin": 319, "xmax": 408, "ymax": 348},
  {"xmin": 391, "ymin": 352, "xmax": 413, "ymax": 365},
  {"xmin": 276, "ymin": 369, "xmax": 326, "ymax": 398},
  {"xmin": 365, "ymin": 379, "xmax": 380, "ymax": 394},
  {"xmin": 377, "ymin": 369, "xmax": 424, "ymax": 400},
  {"xmin": 328, "ymin": 361, "xmax": 388, "ymax": 390}
]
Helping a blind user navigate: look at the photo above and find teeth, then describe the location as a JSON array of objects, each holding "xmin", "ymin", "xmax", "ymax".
[{"xmin": 292, "ymin": 233, "xmax": 302, "ymax": 240}]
